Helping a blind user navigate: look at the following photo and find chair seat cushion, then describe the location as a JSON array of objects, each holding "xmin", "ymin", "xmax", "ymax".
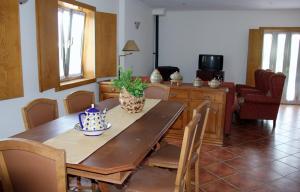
[
  {"xmin": 125, "ymin": 166, "xmax": 176, "ymax": 192},
  {"xmin": 147, "ymin": 144, "xmax": 180, "ymax": 169}
]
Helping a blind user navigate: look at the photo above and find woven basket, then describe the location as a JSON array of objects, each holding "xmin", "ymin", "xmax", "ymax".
[{"xmin": 119, "ymin": 88, "xmax": 145, "ymax": 113}]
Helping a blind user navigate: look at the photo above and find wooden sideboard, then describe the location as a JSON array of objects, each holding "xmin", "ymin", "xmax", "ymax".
[{"xmin": 99, "ymin": 81, "xmax": 227, "ymax": 146}]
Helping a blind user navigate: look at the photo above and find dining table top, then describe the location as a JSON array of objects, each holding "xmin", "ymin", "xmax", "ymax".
[{"xmin": 13, "ymin": 98, "xmax": 185, "ymax": 183}]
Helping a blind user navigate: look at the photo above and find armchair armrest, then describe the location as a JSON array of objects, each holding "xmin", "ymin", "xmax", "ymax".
[
  {"xmin": 242, "ymin": 94, "xmax": 280, "ymax": 104},
  {"xmin": 236, "ymin": 84, "xmax": 255, "ymax": 89},
  {"xmin": 239, "ymin": 88, "xmax": 264, "ymax": 96},
  {"xmin": 236, "ymin": 84, "xmax": 254, "ymax": 93}
]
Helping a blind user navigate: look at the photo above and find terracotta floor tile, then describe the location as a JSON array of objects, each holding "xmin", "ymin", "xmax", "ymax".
[
  {"xmin": 279, "ymin": 156, "xmax": 300, "ymax": 169},
  {"xmin": 200, "ymin": 180, "xmax": 238, "ymax": 192},
  {"xmin": 275, "ymin": 144, "xmax": 300, "ymax": 155},
  {"xmin": 244, "ymin": 166, "xmax": 282, "ymax": 182},
  {"xmin": 270, "ymin": 178, "xmax": 300, "ymax": 192},
  {"xmin": 205, "ymin": 163, "xmax": 237, "ymax": 178},
  {"xmin": 201, "ymin": 144, "xmax": 221, "ymax": 152},
  {"xmin": 252, "ymin": 184, "xmax": 281, "ymax": 192},
  {"xmin": 193, "ymin": 106, "xmax": 300, "ymax": 192},
  {"xmin": 199, "ymin": 152, "xmax": 219, "ymax": 167},
  {"xmin": 224, "ymin": 157, "xmax": 256, "ymax": 171},
  {"xmin": 224, "ymin": 146, "xmax": 245, "ymax": 155},
  {"xmin": 264, "ymin": 161, "xmax": 298, "ymax": 176},
  {"xmin": 224, "ymin": 173, "xmax": 264, "ymax": 191},
  {"xmin": 286, "ymin": 170, "xmax": 300, "ymax": 184},
  {"xmin": 261, "ymin": 149, "xmax": 290, "ymax": 160},
  {"xmin": 208, "ymin": 148, "xmax": 237, "ymax": 161},
  {"xmin": 293, "ymin": 152, "xmax": 300, "ymax": 158},
  {"xmin": 191, "ymin": 168, "xmax": 219, "ymax": 185}
]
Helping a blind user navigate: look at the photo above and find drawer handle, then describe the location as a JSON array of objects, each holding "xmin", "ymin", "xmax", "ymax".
[
  {"xmin": 170, "ymin": 93, "xmax": 177, "ymax": 97},
  {"xmin": 203, "ymin": 96, "xmax": 212, "ymax": 99},
  {"xmin": 111, "ymin": 88, "xmax": 116, "ymax": 92}
]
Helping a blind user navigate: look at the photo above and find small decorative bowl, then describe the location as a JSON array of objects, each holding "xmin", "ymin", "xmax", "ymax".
[
  {"xmin": 208, "ymin": 78, "xmax": 221, "ymax": 88},
  {"xmin": 193, "ymin": 77, "xmax": 203, "ymax": 87}
]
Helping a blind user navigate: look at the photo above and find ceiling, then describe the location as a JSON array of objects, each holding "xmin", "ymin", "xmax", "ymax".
[{"xmin": 139, "ymin": 0, "xmax": 300, "ymax": 10}]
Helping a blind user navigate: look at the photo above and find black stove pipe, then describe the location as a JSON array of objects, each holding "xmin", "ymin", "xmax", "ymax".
[{"xmin": 154, "ymin": 15, "xmax": 159, "ymax": 69}]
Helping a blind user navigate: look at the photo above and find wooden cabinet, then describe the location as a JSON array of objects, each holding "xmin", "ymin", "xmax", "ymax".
[
  {"xmin": 98, "ymin": 81, "xmax": 227, "ymax": 146},
  {"xmin": 167, "ymin": 84, "xmax": 226, "ymax": 146}
]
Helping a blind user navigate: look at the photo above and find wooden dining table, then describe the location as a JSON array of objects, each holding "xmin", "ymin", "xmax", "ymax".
[{"xmin": 13, "ymin": 99, "xmax": 185, "ymax": 185}]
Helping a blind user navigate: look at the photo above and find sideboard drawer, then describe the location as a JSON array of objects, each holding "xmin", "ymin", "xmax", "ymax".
[
  {"xmin": 169, "ymin": 89, "xmax": 189, "ymax": 100},
  {"xmin": 100, "ymin": 85, "xmax": 120, "ymax": 93},
  {"xmin": 102, "ymin": 93, "xmax": 119, "ymax": 100},
  {"xmin": 190, "ymin": 91, "xmax": 215, "ymax": 101},
  {"xmin": 190, "ymin": 90, "xmax": 224, "ymax": 103}
]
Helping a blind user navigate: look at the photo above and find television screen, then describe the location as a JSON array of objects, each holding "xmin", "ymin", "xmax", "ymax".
[{"xmin": 199, "ymin": 54, "xmax": 223, "ymax": 71}]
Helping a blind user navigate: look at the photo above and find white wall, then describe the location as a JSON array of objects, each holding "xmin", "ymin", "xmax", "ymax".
[
  {"xmin": 0, "ymin": 0, "xmax": 118, "ymax": 138},
  {"xmin": 159, "ymin": 10, "xmax": 300, "ymax": 83},
  {"xmin": 121, "ymin": 0, "xmax": 154, "ymax": 76}
]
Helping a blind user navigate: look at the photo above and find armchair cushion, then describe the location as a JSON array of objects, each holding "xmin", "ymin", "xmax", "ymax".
[{"xmin": 242, "ymin": 94, "xmax": 280, "ymax": 104}]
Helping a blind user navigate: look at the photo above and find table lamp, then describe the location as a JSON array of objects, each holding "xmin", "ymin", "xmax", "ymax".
[{"xmin": 118, "ymin": 40, "xmax": 140, "ymax": 77}]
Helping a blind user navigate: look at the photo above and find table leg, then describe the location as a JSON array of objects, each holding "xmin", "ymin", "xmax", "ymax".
[{"xmin": 98, "ymin": 182, "xmax": 110, "ymax": 192}]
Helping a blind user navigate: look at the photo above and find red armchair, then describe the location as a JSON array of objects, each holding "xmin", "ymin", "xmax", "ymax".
[
  {"xmin": 236, "ymin": 69, "xmax": 264, "ymax": 95},
  {"xmin": 238, "ymin": 73, "xmax": 286, "ymax": 128},
  {"xmin": 236, "ymin": 69, "xmax": 274, "ymax": 96}
]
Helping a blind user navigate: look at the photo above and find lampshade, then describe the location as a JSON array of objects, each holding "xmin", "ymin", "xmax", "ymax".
[{"xmin": 122, "ymin": 40, "xmax": 139, "ymax": 52}]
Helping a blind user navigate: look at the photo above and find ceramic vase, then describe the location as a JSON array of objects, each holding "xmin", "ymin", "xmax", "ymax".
[
  {"xmin": 150, "ymin": 69, "xmax": 163, "ymax": 83},
  {"xmin": 119, "ymin": 88, "xmax": 145, "ymax": 113}
]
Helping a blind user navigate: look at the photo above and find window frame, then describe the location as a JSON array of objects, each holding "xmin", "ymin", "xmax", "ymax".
[
  {"xmin": 58, "ymin": 6, "xmax": 86, "ymax": 81},
  {"xmin": 55, "ymin": 0, "xmax": 96, "ymax": 91}
]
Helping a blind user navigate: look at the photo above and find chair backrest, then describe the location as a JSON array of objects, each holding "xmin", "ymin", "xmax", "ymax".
[
  {"xmin": 254, "ymin": 69, "xmax": 265, "ymax": 90},
  {"xmin": 262, "ymin": 70, "xmax": 274, "ymax": 93},
  {"xmin": 192, "ymin": 100, "xmax": 210, "ymax": 149},
  {"xmin": 269, "ymin": 72, "xmax": 286, "ymax": 99},
  {"xmin": 175, "ymin": 114, "xmax": 201, "ymax": 192},
  {"xmin": 22, "ymin": 98, "xmax": 58, "ymax": 129},
  {"xmin": 64, "ymin": 91, "xmax": 95, "ymax": 114},
  {"xmin": 0, "ymin": 138, "xmax": 66, "ymax": 192},
  {"xmin": 144, "ymin": 83, "xmax": 170, "ymax": 101}
]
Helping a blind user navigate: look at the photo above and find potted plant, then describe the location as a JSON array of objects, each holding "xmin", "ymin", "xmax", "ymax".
[{"xmin": 113, "ymin": 68, "xmax": 148, "ymax": 113}]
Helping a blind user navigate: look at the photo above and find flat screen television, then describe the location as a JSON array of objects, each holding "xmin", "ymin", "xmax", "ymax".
[{"xmin": 198, "ymin": 54, "xmax": 223, "ymax": 71}]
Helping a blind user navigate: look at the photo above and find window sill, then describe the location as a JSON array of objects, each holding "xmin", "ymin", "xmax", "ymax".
[{"xmin": 56, "ymin": 77, "xmax": 96, "ymax": 92}]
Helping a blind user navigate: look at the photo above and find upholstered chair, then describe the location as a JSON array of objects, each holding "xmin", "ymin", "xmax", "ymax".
[
  {"xmin": 22, "ymin": 98, "xmax": 58, "ymax": 129},
  {"xmin": 238, "ymin": 72, "xmax": 286, "ymax": 128},
  {"xmin": 0, "ymin": 138, "xmax": 66, "ymax": 192},
  {"xmin": 144, "ymin": 83, "xmax": 170, "ymax": 101},
  {"xmin": 64, "ymin": 91, "xmax": 95, "ymax": 114},
  {"xmin": 236, "ymin": 69, "xmax": 268, "ymax": 96},
  {"xmin": 125, "ymin": 113, "xmax": 202, "ymax": 192}
]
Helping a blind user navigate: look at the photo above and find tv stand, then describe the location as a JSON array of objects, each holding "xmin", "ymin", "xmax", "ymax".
[{"xmin": 196, "ymin": 70, "xmax": 224, "ymax": 81}]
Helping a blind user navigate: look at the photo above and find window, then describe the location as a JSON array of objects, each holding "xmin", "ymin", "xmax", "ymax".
[
  {"xmin": 261, "ymin": 29, "xmax": 300, "ymax": 103},
  {"xmin": 55, "ymin": 0, "xmax": 97, "ymax": 91},
  {"xmin": 58, "ymin": 7, "xmax": 85, "ymax": 81},
  {"xmin": 35, "ymin": 0, "xmax": 117, "ymax": 92}
]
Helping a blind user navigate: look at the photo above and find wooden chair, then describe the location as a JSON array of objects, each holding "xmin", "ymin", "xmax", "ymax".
[
  {"xmin": 0, "ymin": 138, "xmax": 66, "ymax": 192},
  {"xmin": 147, "ymin": 100, "xmax": 210, "ymax": 192},
  {"xmin": 125, "ymin": 114, "xmax": 201, "ymax": 192},
  {"xmin": 144, "ymin": 83, "xmax": 170, "ymax": 101},
  {"xmin": 64, "ymin": 91, "xmax": 95, "ymax": 114},
  {"xmin": 22, "ymin": 98, "xmax": 58, "ymax": 129}
]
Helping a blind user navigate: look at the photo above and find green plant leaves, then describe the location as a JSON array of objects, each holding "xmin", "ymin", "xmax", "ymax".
[{"xmin": 113, "ymin": 68, "xmax": 147, "ymax": 97}]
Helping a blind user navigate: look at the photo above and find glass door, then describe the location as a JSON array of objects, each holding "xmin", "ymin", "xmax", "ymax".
[{"xmin": 262, "ymin": 31, "xmax": 300, "ymax": 104}]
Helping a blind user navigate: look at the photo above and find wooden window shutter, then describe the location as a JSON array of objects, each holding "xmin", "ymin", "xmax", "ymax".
[
  {"xmin": 95, "ymin": 12, "xmax": 117, "ymax": 78},
  {"xmin": 0, "ymin": 0, "xmax": 24, "ymax": 100},
  {"xmin": 246, "ymin": 29, "xmax": 263, "ymax": 86},
  {"xmin": 36, "ymin": 0, "xmax": 59, "ymax": 92}
]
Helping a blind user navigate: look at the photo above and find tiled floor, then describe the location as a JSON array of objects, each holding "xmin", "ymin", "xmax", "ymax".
[
  {"xmin": 198, "ymin": 104, "xmax": 300, "ymax": 192},
  {"xmin": 48, "ymin": 105, "xmax": 300, "ymax": 192}
]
